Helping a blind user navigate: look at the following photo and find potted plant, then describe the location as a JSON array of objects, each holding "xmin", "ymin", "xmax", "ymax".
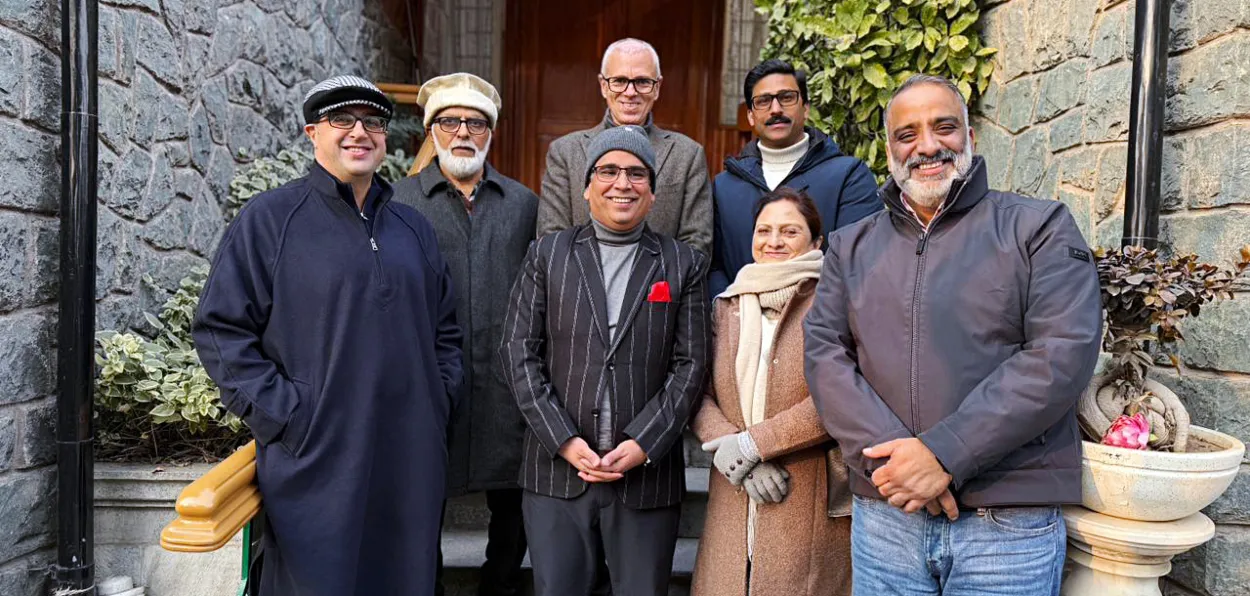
[{"xmin": 1077, "ymin": 245, "xmax": 1250, "ymax": 522}]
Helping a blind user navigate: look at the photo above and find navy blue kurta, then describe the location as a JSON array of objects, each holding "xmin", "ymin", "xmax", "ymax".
[{"xmin": 193, "ymin": 162, "xmax": 463, "ymax": 596}]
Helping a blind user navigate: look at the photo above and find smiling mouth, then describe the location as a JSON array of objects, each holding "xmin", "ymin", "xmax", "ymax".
[
  {"xmin": 343, "ymin": 146, "xmax": 373, "ymax": 157},
  {"xmin": 912, "ymin": 159, "xmax": 951, "ymax": 177},
  {"xmin": 607, "ymin": 196, "xmax": 638, "ymax": 205}
]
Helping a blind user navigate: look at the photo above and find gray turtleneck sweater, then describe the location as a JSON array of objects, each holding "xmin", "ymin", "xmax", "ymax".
[{"xmin": 591, "ymin": 217, "xmax": 643, "ymax": 450}]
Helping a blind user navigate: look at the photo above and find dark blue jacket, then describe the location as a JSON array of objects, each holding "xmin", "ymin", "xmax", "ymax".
[
  {"xmin": 709, "ymin": 127, "xmax": 881, "ymax": 296},
  {"xmin": 193, "ymin": 162, "xmax": 463, "ymax": 596}
]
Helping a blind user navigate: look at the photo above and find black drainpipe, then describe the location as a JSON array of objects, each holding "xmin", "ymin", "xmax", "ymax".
[
  {"xmin": 1122, "ymin": 0, "xmax": 1170, "ymax": 250},
  {"xmin": 54, "ymin": 0, "xmax": 98, "ymax": 593}
]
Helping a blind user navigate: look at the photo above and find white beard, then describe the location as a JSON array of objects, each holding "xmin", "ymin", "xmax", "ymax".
[
  {"xmin": 433, "ymin": 133, "xmax": 491, "ymax": 180},
  {"xmin": 888, "ymin": 134, "xmax": 974, "ymax": 209}
]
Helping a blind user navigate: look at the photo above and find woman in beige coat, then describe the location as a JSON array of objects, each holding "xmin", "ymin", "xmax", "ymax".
[{"xmin": 691, "ymin": 188, "xmax": 852, "ymax": 596}]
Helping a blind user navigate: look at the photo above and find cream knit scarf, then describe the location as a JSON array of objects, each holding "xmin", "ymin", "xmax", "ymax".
[{"xmin": 718, "ymin": 249, "xmax": 823, "ymax": 427}]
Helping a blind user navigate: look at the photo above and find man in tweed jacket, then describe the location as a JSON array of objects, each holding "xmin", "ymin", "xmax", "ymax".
[
  {"xmin": 538, "ymin": 38, "xmax": 713, "ymax": 256},
  {"xmin": 501, "ymin": 126, "xmax": 711, "ymax": 595}
]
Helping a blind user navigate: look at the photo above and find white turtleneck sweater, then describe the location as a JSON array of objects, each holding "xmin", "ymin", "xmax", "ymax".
[{"xmin": 759, "ymin": 133, "xmax": 809, "ymax": 190}]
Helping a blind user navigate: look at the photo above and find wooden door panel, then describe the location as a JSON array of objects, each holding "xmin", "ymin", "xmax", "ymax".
[{"xmin": 501, "ymin": 0, "xmax": 731, "ymax": 192}]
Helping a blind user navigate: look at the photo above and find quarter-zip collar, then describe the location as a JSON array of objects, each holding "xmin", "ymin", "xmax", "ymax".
[
  {"xmin": 602, "ymin": 109, "xmax": 655, "ymax": 135},
  {"xmin": 880, "ymin": 155, "xmax": 989, "ymax": 230},
  {"xmin": 307, "ymin": 160, "xmax": 393, "ymax": 218}
]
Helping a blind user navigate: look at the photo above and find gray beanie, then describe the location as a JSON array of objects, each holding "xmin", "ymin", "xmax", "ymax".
[{"xmin": 583, "ymin": 125, "xmax": 657, "ymax": 190}]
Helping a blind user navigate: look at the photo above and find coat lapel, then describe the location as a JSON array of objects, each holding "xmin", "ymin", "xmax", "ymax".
[
  {"xmin": 649, "ymin": 128, "xmax": 677, "ymax": 176},
  {"xmin": 607, "ymin": 230, "xmax": 662, "ymax": 358},
  {"xmin": 571, "ymin": 225, "xmax": 611, "ymax": 347}
]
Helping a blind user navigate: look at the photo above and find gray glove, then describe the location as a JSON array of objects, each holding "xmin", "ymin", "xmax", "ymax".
[
  {"xmin": 702, "ymin": 432, "xmax": 761, "ymax": 486},
  {"xmin": 743, "ymin": 462, "xmax": 790, "ymax": 504}
]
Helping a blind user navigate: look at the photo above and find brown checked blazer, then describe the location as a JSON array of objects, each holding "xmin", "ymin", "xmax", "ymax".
[{"xmin": 499, "ymin": 224, "xmax": 711, "ymax": 509}]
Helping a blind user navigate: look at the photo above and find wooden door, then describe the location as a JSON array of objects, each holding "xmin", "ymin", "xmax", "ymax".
[{"xmin": 497, "ymin": 0, "xmax": 742, "ymax": 192}]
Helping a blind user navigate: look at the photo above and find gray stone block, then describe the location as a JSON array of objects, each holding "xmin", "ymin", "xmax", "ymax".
[
  {"xmin": 95, "ymin": 292, "xmax": 144, "ymax": 333},
  {"xmin": 189, "ymin": 191, "xmax": 225, "ymax": 256},
  {"xmin": 1095, "ymin": 213, "xmax": 1123, "ymax": 249},
  {"xmin": 1165, "ymin": 125, "xmax": 1250, "ymax": 211},
  {"xmin": 1170, "ymin": 0, "xmax": 1250, "ymax": 53},
  {"xmin": 32, "ymin": 218, "xmax": 57, "ymax": 305},
  {"xmin": 1095, "ymin": 144, "xmax": 1126, "ymax": 220},
  {"xmin": 97, "ymin": 205, "xmax": 139, "ymax": 297},
  {"xmin": 115, "ymin": 8, "xmax": 137, "ymax": 85},
  {"xmin": 1010, "ymin": 127, "xmax": 1048, "ymax": 196},
  {"xmin": 209, "ymin": 3, "xmax": 267, "ymax": 72},
  {"xmin": 181, "ymin": 32, "xmax": 212, "ymax": 94},
  {"xmin": 22, "ymin": 37, "xmax": 58, "ymax": 131},
  {"xmin": 1058, "ymin": 146, "xmax": 1100, "ymax": 192},
  {"xmin": 102, "ymin": 148, "xmax": 155, "ymax": 220},
  {"xmin": 0, "ymin": 408, "xmax": 15, "ymax": 472},
  {"xmin": 1084, "ymin": 64, "xmax": 1131, "ymax": 142},
  {"xmin": 1178, "ymin": 297, "xmax": 1250, "ymax": 374},
  {"xmin": 1168, "ymin": 524, "xmax": 1250, "ymax": 596},
  {"xmin": 145, "ymin": 147, "xmax": 178, "ymax": 219},
  {"xmin": 0, "ymin": 27, "xmax": 21, "ymax": 117},
  {"xmin": 1166, "ymin": 33, "xmax": 1250, "ymax": 130},
  {"xmin": 1092, "ymin": 3, "xmax": 1131, "ymax": 68},
  {"xmin": 99, "ymin": 80, "xmax": 132, "ymax": 152},
  {"xmin": 265, "ymin": 17, "xmax": 312, "ymax": 88},
  {"xmin": 1160, "ymin": 135, "xmax": 1186, "ymax": 212},
  {"xmin": 1057, "ymin": 189, "xmax": 1094, "ymax": 243},
  {"xmin": 1048, "ymin": 108, "xmax": 1085, "ymax": 151},
  {"xmin": 0, "ymin": 555, "xmax": 51, "ymax": 596},
  {"xmin": 0, "ymin": 468, "xmax": 55, "ymax": 562},
  {"xmin": 140, "ymin": 197, "xmax": 193, "ymax": 251},
  {"xmin": 971, "ymin": 118, "xmax": 1014, "ymax": 191},
  {"xmin": 188, "ymin": 105, "xmax": 213, "ymax": 173},
  {"xmin": 998, "ymin": 75, "xmax": 1038, "ymax": 133},
  {"xmin": 228, "ymin": 104, "xmax": 282, "ymax": 161},
  {"xmin": 204, "ymin": 146, "xmax": 236, "ymax": 207},
  {"xmin": 992, "ymin": 2, "xmax": 1032, "ymax": 80},
  {"xmin": 0, "ymin": 0, "xmax": 60, "ymax": 48},
  {"xmin": 1036, "ymin": 59, "xmax": 1088, "ymax": 123},
  {"xmin": 132, "ymin": 72, "xmax": 189, "ymax": 144},
  {"xmin": 0, "ymin": 119, "xmax": 59, "ymax": 213},
  {"xmin": 1160, "ymin": 208, "xmax": 1250, "ymax": 268},
  {"xmin": 186, "ymin": 0, "xmax": 218, "ymax": 35},
  {"xmin": 0, "ymin": 311, "xmax": 55, "ymax": 406},
  {"xmin": 283, "ymin": 0, "xmax": 316, "ymax": 29},
  {"xmin": 101, "ymin": 0, "xmax": 160, "ymax": 11},
  {"xmin": 201, "ymin": 76, "xmax": 231, "ymax": 145},
  {"xmin": 16, "ymin": 399, "xmax": 54, "ymax": 469},
  {"xmin": 1202, "ymin": 464, "xmax": 1250, "ymax": 524},
  {"xmin": 0, "ymin": 211, "xmax": 31, "ymax": 312},
  {"xmin": 175, "ymin": 167, "xmax": 204, "ymax": 200},
  {"xmin": 976, "ymin": 77, "xmax": 1003, "ymax": 121}
]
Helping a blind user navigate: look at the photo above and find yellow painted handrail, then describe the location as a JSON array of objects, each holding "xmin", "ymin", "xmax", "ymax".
[
  {"xmin": 377, "ymin": 82, "xmax": 421, "ymax": 106},
  {"xmin": 160, "ymin": 440, "xmax": 262, "ymax": 553}
]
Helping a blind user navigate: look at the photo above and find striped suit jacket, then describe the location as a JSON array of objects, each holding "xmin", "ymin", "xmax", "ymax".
[{"xmin": 499, "ymin": 224, "xmax": 711, "ymax": 509}]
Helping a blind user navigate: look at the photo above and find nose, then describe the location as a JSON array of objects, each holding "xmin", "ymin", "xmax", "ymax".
[
  {"xmin": 612, "ymin": 171, "xmax": 633, "ymax": 190},
  {"xmin": 768, "ymin": 99, "xmax": 784, "ymax": 117},
  {"xmin": 455, "ymin": 122, "xmax": 471, "ymax": 140},
  {"xmin": 915, "ymin": 128, "xmax": 943, "ymax": 157}
]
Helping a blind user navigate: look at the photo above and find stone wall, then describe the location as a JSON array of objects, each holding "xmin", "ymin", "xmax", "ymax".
[
  {"xmin": 0, "ymin": 0, "xmax": 410, "ymax": 593},
  {"xmin": 976, "ymin": 0, "xmax": 1250, "ymax": 594}
]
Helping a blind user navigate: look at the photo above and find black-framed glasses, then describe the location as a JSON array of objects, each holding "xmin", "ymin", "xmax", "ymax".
[
  {"xmin": 432, "ymin": 116, "xmax": 490, "ymax": 135},
  {"xmin": 592, "ymin": 165, "xmax": 650, "ymax": 185},
  {"xmin": 750, "ymin": 90, "xmax": 801, "ymax": 111},
  {"xmin": 322, "ymin": 111, "xmax": 389, "ymax": 133},
  {"xmin": 601, "ymin": 75, "xmax": 658, "ymax": 94}
]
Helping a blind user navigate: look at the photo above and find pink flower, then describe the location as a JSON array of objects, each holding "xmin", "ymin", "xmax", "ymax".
[{"xmin": 1101, "ymin": 413, "xmax": 1151, "ymax": 450}]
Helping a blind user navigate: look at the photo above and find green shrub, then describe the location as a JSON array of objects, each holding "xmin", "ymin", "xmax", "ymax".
[{"xmin": 757, "ymin": 0, "xmax": 997, "ymax": 175}]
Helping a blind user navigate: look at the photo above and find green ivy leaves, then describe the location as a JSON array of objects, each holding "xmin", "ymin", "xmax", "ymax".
[{"xmin": 756, "ymin": 0, "xmax": 997, "ymax": 176}]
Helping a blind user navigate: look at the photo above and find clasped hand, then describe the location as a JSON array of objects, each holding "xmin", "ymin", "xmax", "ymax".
[
  {"xmin": 863, "ymin": 438, "xmax": 959, "ymax": 520},
  {"xmin": 559, "ymin": 437, "xmax": 647, "ymax": 483}
]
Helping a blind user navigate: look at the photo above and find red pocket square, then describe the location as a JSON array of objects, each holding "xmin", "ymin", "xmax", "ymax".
[{"xmin": 647, "ymin": 281, "xmax": 671, "ymax": 303}]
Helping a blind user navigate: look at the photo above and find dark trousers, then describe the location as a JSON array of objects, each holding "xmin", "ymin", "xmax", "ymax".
[
  {"xmin": 522, "ymin": 485, "xmax": 680, "ymax": 596},
  {"xmin": 436, "ymin": 488, "xmax": 529, "ymax": 596}
]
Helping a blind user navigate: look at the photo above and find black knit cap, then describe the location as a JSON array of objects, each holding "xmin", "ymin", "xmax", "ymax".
[
  {"xmin": 583, "ymin": 125, "xmax": 657, "ymax": 191},
  {"xmin": 302, "ymin": 75, "xmax": 394, "ymax": 124}
]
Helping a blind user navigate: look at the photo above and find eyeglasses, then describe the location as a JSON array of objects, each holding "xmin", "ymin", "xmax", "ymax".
[
  {"xmin": 601, "ymin": 75, "xmax": 658, "ymax": 94},
  {"xmin": 592, "ymin": 165, "xmax": 650, "ymax": 185},
  {"xmin": 750, "ymin": 90, "xmax": 802, "ymax": 111},
  {"xmin": 322, "ymin": 112, "xmax": 389, "ymax": 133},
  {"xmin": 432, "ymin": 116, "xmax": 490, "ymax": 136}
]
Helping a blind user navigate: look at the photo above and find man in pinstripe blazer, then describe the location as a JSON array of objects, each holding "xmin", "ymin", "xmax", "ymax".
[{"xmin": 500, "ymin": 126, "xmax": 711, "ymax": 595}]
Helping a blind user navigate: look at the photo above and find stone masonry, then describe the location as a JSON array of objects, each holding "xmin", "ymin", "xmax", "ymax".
[
  {"xmin": 977, "ymin": 0, "xmax": 1250, "ymax": 593},
  {"xmin": 0, "ymin": 0, "xmax": 410, "ymax": 593}
]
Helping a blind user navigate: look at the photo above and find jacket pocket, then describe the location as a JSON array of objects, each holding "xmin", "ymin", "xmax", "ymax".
[
  {"xmin": 985, "ymin": 506, "xmax": 1060, "ymax": 536},
  {"xmin": 826, "ymin": 446, "xmax": 853, "ymax": 517},
  {"xmin": 279, "ymin": 378, "xmax": 314, "ymax": 458}
]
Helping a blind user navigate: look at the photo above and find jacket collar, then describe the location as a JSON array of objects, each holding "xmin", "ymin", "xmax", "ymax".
[
  {"xmin": 413, "ymin": 159, "xmax": 504, "ymax": 199},
  {"xmin": 879, "ymin": 155, "xmax": 989, "ymax": 222},
  {"xmin": 572, "ymin": 222, "xmax": 663, "ymax": 353},
  {"xmin": 601, "ymin": 109, "xmax": 654, "ymax": 135},
  {"xmin": 308, "ymin": 160, "xmax": 393, "ymax": 215},
  {"xmin": 725, "ymin": 126, "xmax": 842, "ymax": 189}
]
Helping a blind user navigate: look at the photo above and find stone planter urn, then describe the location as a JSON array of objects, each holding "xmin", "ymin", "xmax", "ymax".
[{"xmin": 1063, "ymin": 370, "xmax": 1246, "ymax": 596}]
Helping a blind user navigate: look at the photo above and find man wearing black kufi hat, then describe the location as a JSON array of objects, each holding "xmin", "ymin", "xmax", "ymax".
[{"xmin": 193, "ymin": 74, "xmax": 464, "ymax": 595}]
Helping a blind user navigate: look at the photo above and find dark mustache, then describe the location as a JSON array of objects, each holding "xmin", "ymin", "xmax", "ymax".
[
  {"xmin": 765, "ymin": 115, "xmax": 792, "ymax": 126},
  {"xmin": 905, "ymin": 148, "xmax": 959, "ymax": 169}
]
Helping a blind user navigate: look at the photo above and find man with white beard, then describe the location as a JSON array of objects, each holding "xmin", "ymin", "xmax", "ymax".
[
  {"xmin": 393, "ymin": 72, "xmax": 539, "ymax": 596},
  {"xmin": 803, "ymin": 74, "xmax": 1101, "ymax": 595}
]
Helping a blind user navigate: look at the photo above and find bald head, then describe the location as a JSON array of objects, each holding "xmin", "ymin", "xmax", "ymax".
[{"xmin": 601, "ymin": 38, "xmax": 662, "ymax": 77}]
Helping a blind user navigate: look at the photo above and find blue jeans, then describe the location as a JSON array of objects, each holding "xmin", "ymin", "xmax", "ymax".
[{"xmin": 851, "ymin": 495, "xmax": 1066, "ymax": 596}]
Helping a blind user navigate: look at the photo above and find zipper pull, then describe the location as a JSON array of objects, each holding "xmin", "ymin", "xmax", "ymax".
[
  {"xmin": 916, "ymin": 233, "xmax": 928, "ymax": 255},
  {"xmin": 370, "ymin": 237, "xmax": 378, "ymax": 252}
]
